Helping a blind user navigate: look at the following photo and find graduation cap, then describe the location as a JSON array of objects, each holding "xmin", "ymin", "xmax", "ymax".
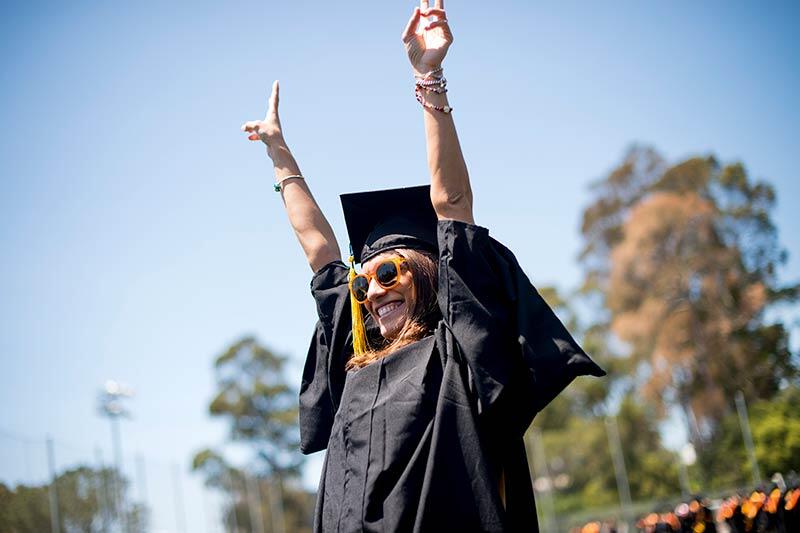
[
  {"xmin": 339, "ymin": 185, "xmax": 439, "ymax": 354},
  {"xmin": 340, "ymin": 185, "xmax": 438, "ymax": 264}
]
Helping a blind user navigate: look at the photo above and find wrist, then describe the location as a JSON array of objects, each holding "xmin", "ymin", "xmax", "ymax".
[
  {"xmin": 267, "ymin": 141, "xmax": 290, "ymax": 162},
  {"xmin": 412, "ymin": 64, "xmax": 442, "ymax": 78},
  {"xmin": 268, "ymin": 144, "xmax": 301, "ymax": 177},
  {"xmin": 414, "ymin": 69, "xmax": 452, "ymax": 114}
]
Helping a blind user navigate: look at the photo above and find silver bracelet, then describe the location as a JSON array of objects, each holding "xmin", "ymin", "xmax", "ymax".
[{"xmin": 274, "ymin": 174, "xmax": 304, "ymax": 192}]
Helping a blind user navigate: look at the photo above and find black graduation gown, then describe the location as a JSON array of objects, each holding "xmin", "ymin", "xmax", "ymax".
[{"xmin": 300, "ymin": 220, "xmax": 604, "ymax": 532}]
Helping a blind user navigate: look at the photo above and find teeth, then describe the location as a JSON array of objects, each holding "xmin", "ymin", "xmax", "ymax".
[{"xmin": 378, "ymin": 302, "xmax": 402, "ymax": 317}]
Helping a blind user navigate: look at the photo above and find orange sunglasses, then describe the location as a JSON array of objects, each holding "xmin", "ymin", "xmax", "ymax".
[{"xmin": 349, "ymin": 257, "xmax": 407, "ymax": 303}]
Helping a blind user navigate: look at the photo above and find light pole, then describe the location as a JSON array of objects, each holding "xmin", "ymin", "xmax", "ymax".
[
  {"xmin": 98, "ymin": 379, "xmax": 134, "ymax": 533},
  {"xmin": 735, "ymin": 390, "xmax": 761, "ymax": 487},
  {"xmin": 678, "ymin": 442, "xmax": 696, "ymax": 498},
  {"xmin": 606, "ymin": 416, "xmax": 633, "ymax": 530}
]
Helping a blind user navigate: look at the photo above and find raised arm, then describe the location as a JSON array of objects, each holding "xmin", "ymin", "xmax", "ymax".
[
  {"xmin": 403, "ymin": 0, "xmax": 474, "ymax": 224},
  {"xmin": 242, "ymin": 81, "xmax": 341, "ymax": 272}
]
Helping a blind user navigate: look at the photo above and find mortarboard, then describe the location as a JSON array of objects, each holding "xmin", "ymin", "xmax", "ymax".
[{"xmin": 340, "ymin": 185, "xmax": 438, "ymax": 264}]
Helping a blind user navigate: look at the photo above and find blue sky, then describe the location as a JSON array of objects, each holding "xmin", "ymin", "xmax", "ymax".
[{"xmin": 2, "ymin": 1, "xmax": 798, "ymax": 530}]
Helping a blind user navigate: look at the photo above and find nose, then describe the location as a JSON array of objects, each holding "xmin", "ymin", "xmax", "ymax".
[{"xmin": 366, "ymin": 277, "xmax": 388, "ymax": 302}]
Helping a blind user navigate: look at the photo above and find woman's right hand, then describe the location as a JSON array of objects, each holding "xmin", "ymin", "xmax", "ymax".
[
  {"xmin": 402, "ymin": 0, "xmax": 452, "ymax": 76},
  {"xmin": 241, "ymin": 80, "xmax": 284, "ymax": 148}
]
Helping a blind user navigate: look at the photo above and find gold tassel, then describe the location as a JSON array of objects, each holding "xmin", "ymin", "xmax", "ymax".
[{"xmin": 348, "ymin": 254, "xmax": 368, "ymax": 355}]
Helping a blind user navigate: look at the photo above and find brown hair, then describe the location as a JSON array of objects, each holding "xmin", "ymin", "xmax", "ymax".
[{"xmin": 346, "ymin": 248, "xmax": 440, "ymax": 369}]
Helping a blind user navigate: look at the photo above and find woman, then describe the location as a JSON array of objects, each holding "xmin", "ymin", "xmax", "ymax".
[{"xmin": 242, "ymin": 2, "xmax": 604, "ymax": 531}]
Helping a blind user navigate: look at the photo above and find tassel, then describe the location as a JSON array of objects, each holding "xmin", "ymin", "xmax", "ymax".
[{"xmin": 348, "ymin": 254, "xmax": 369, "ymax": 355}]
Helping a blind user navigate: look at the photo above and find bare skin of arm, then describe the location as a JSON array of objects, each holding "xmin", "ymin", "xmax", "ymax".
[
  {"xmin": 403, "ymin": 0, "xmax": 474, "ymax": 224},
  {"xmin": 405, "ymin": 6, "xmax": 505, "ymax": 505},
  {"xmin": 242, "ymin": 81, "xmax": 341, "ymax": 272}
]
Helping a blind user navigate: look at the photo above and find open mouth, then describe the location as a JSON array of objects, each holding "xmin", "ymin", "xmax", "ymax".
[{"xmin": 376, "ymin": 301, "xmax": 404, "ymax": 319}]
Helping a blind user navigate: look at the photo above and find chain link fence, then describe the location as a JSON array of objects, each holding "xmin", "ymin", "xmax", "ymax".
[{"xmin": 0, "ymin": 428, "xmax": 229, "ymax": 533}]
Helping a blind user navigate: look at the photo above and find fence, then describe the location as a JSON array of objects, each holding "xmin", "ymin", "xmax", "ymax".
[
  {"xmin": 523, "ymin": 391, "xmax": 781, "ymax": 532},
  {"xmin": 2, "ymin": 389, "xmax": 793, "ymax": 532},
  {"xmin": 0, "ymin": 428, "xmax": 228, "ymax": 533}
]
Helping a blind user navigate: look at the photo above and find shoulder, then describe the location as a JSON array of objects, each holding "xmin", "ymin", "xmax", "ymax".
[
  {"xmin": 437, "ymin": 218, "xmax": 490, "ymax": 238},
  {"xmin": 310, "ymin": 260, "xmax": 349, "ymax": 291},
  {"xmin": 437, "ymin": 219, "xmax": 492, "ymax": 258}
]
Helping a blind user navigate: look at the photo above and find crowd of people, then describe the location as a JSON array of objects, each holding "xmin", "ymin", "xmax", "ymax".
[
  {"xmin": 632, "ymin": 497, "xmax": 717, "ymax": 533},
  {"xmin": 716, "ymin": 482, "xmax": 799, "ymax": 533},
  {"xmin": 574, "ymin": 477, "xmax": 799, "ymax": 533}
]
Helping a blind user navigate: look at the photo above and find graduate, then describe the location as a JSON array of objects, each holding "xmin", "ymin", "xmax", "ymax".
[{"xmin": 242, "ymin": 1, "xmax": 604, "ymax": 530}]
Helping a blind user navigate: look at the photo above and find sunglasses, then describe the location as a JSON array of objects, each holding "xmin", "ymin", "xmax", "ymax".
[{"xmin": 349, "ymin": 257, "xmax": 407, "ymax": 304}]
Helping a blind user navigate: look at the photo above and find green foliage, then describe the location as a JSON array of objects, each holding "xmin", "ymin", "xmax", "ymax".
[
  {"xmin": 0, "ymin": 466, "xmax": 145, "ymax": 533},
  {"xmin": 532, "ymin": 394, "xmax": 681, "ymax": 514},
  {"xmin": 751, "ymin": 386, "xmax": 800, "ymax": 476},
  {"xmin": 0, "ymin": 482, "xmax": 49, "ymax": 533},
  {"xmin": 562, "ymin": 144, "xmax": 799, "ymax": 514},
  {"xmin": 191, "ymin": 457, "xmax": 314, "ymax": 533},
  {"xmin": 614, "ymin": 398, "xmax": 681, "ymax": 499},
  {"xmin": 193, "ymin": 335, "xmax": 314, "ymax": 531},
  {"xmin": 537, "ymin": 285, "xmax": 625, "ymax": 418},
  {"xmin": 699, "ymin": 385, "xmax": 800, "ymax": 490},
  {"xmin": 510, "ymin": 145, "xmax": 799, "ymax": 522},
  {"xmin": 206, "ymin": 336, "xmax": 301, "ymax": 476},
  {"xmin": 578, "ymin": 145, "xmax": 798, "ymax": 440}
]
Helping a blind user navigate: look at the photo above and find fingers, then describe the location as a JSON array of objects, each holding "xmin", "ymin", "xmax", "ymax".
[
  {"xmin": 424, "ymin": 19, "xmax": 450, "ymax": 32},
  {"xmin": 419, "ymin": 7, "xmax": 448, "ymax": 34},
  {"xmin": 420, "ymin": 0, "xmax": 429, "ymax": 11},
  {"xmin": 421, "ymin": 8, "xmax": 446, "ymax": 18},
  {"xmin": 434, "ymin": 0, "xmax": 444, "ymax": 9},
  {"xmin": 242, "ymin": 122, "xmax": 263, "ymax": 141},
  {"xmin": 422, "ymin": 7, "xmax": 448, "ymax": 29},
  {"xmin": 241, "ymin": 120, "xmax": 262, "ymax": 133},
  {"xmin": 267, "ymin": 80, "xmax": 280, "ymax": 117},
  {"xmin": 402, "ymin": 7, "xmax": 421, "ymax": 42},
  {"xmin": 271, "ymin": 80, "xmax": 280, "ymax": 105},
  {"xmin": 242, "ymin": 80, "xmax": 281, "ymax": 142}
]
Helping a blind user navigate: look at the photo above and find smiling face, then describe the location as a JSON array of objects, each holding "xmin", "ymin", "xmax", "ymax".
[{"xmin": 361, "ymin": 252, "xmax": 416, "ymax": 340}]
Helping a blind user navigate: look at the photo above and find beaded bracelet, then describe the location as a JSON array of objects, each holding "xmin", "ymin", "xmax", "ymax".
[
  {"xmin": 273, "ymin": 174, "xmax": 304, "ymax": 192},
  {"xmin": 416, "ymin": 76, "xmax": 448, "ymax": 94},
  {"xmin": 416, "ymin": 76, "xmax": 446, "ymax": 86},
  {"xmin": 415, "ymin": 86, "xmax": 453, "ymax": 114},
  {"xmin": 414, "ymin": 67, "xmax": 452, "ymax": 113},
  {"xmin": 415, "ymin": 66, "xmax": 444, "ymax": 80},
  {"xmin": 416, "ymin": 82, "xmax": 447, "ymax": 94}
]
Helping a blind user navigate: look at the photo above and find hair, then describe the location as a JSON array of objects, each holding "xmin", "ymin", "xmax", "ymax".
[{"xmin": 346, "ymin": 248, "xmax": 440, "ymax": 370}]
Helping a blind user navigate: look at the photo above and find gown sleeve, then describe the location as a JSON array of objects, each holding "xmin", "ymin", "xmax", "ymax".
[
  {"xmin": 437, "ymin": 219, "xmax": 605, "ymax": 435},
  {"xmin": 299, "ymin": 260, "xmax": 352, "ymax": 454}
]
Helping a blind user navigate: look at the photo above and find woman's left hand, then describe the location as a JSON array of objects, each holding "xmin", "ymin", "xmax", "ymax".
[
  {"xmin": 402, "ymin": 0, "xmax": 453, "ymax": 76},
  {"xmin": 241, "ymin": 80, "xmax": 284, "ymax": 148}
]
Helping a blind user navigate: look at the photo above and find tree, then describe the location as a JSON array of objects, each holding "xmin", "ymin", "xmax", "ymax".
[
  {"xmin": 531, "ymin": 393, "xmax": 680, "ymax": 515},
  {"xmin": 192, "ymin": 336, "xmax": 314, "ymax": 532},
  {"xmin": 0, "ymin": 465, "xmax": 145, "ymax": 533},
  {"xmin": 208, "ymin": 336, "xmax": 301, "ymax": 477},
  {"xmin": 536, "ymin": 286, "xmax": 632, "ymax": 422},
  {"xmin": 698, "ymin": 385, "xmax": 800, "ymax": 490},
  {"xmin": 0, "ymin": 482, "xmax": 49, "ymax": 533},
  {"xmin": 579, "ymin": 146, "xmax": 798, "ymax": 444},
  {"xmin": 750, "ymin": 385, "xmax": 800, "ymax": 477},
  {"xmin": 530, "ymin": 288, "xmax": 681, "ymax": 522}
]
